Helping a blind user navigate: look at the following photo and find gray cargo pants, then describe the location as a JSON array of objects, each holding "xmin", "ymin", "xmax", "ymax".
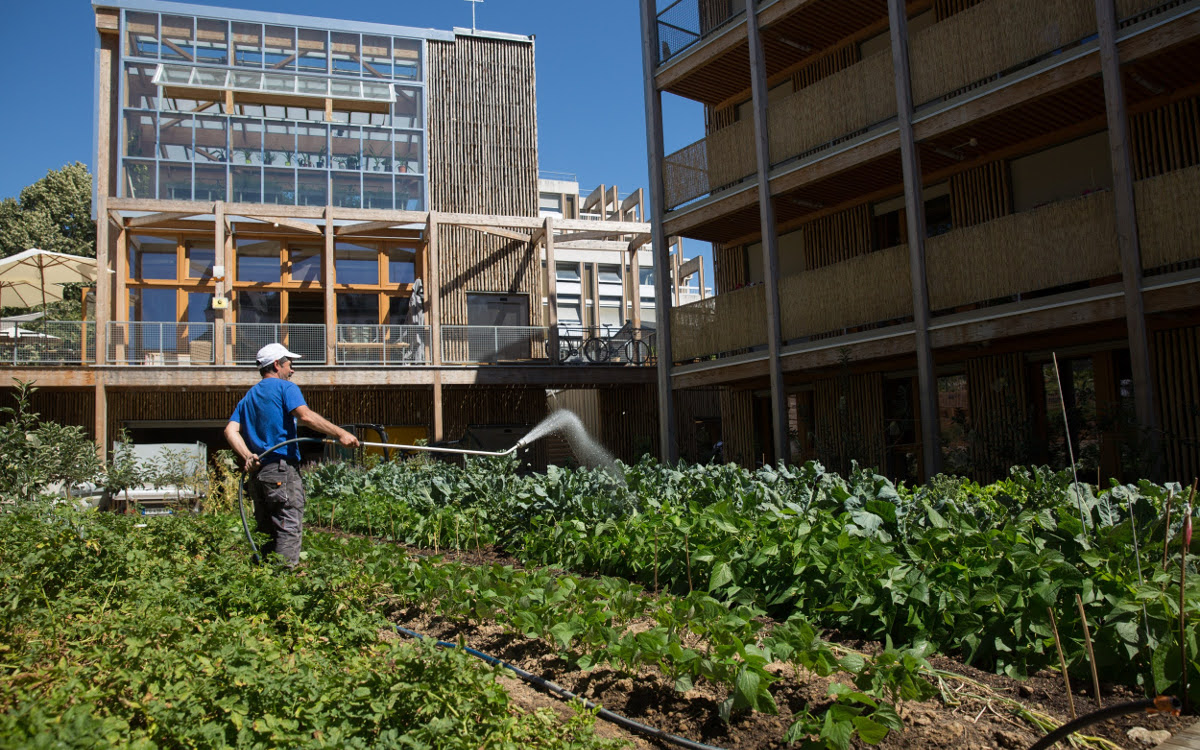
[{"xmin": 248, "ymin": 460, "xmax": 306, "ymax": 566}]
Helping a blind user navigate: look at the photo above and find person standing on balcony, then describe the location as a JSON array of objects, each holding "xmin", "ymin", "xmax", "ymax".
[{"xmin": 224, "ymin": 342, "xmax": 360, "ymax": 567}]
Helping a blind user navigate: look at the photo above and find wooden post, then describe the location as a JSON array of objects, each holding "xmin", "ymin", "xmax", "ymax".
[
  {"xmin": 640, "ymin": 0, "xmax": 677, "ymax": 462},
  {"xmin": 94, "ymin": 372, "xmax": 107, "ymax": 460},
  {"xmin": 746, "ymin": 0, "xmax": 788, "ymax": 464},
  {"xmin": 1095, "ymin": 0, "xmax": 1160, "ymax": 474},
  {"xmin": 95, "ymin": 197, "xmax": 111, "ymax": 367},
  {"xmin": 223, "ymin": 208, "xmax": 236, "ymax": 364},
  {"xmin": 115, "ymin": 221, "xmax": 128, "ymax": 363},
  {"xmin": 887, "ymin": 0, "xmax": 942, "ymax": 479},
  {"xmin": 428, "ymin": 212, "xmax": 441, "ymax": 368},
  {"xmin": 428, "ymin": 212, "xmax": 443, "ymax": 442},
  {"xmin": 630, "ymin": 245, "xmax": 643, "ymax": 330},
  {"xmin": 213, "ymin": 202, "xmax": 226, "ymax": 366},
  {"xmin": 323, "ymin": 206, "xmax": 336, "ymax": 364},
  {"xmin": 544, "ymin": 216, "xmax": 559, "ymax": 362}
]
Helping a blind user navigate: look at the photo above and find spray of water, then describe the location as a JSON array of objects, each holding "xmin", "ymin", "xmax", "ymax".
[{"xmin": 519, "ymin": 409, "xmax": 622, "ymax": 478}]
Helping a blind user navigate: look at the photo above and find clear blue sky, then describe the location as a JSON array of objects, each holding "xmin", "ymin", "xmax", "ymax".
[{"xmin": 0, "ymin": 0, "xmax": 708, "ymax": 268}]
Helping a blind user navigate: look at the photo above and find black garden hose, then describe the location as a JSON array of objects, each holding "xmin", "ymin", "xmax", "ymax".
[
  {"xmin": 236, "ymin": 437, "xmax": 330, "ymax": 564},
  {"xmin": 395, "ymin": 625, "xmax": 729, "ymax": 750},
  {"xmin": 1027, "ymin": 695, "xmax": 1181, "ymax": 750}
]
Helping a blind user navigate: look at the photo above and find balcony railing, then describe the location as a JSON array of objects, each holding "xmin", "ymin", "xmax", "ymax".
[
  {"xmin": 670, "ymin": 284, "xmax": 766, "ymax": 361},
  {"xmin": 657, "ymin": 0, "xmax": 747, "ymax": 64},
  {"xmin": 780, "ymin": 245, "xmax": 912, "ymax": 341},
  {"xmin": 441, "ymin": 326, "xmax": 550, "ymax": 365},
  {"xmin": 107, "ymin": 322, "xmax": 215, "ymax": 365},
  {"xmin": 554, "ymin": 325, "xmax": 657, "ymax": 365},
  {"xmin": 0, "ymin": 321, "xmax": 95, "ymax": 365},
  {"xmin": 336, "ymin": 325, "xmax": 431, "ymax": 365},
  {"xmin": 225, "ymin": 323, "xmax": 327, "ymax": 366},
  {"xmin": 1136, "ymin": 163, "xmax": 1200, "ymax": 271}
]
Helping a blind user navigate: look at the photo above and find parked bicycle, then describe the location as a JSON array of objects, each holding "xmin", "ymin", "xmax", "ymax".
[{"xmin": 582, "ymin": 322, "xmax": 652, "ymax": 365}]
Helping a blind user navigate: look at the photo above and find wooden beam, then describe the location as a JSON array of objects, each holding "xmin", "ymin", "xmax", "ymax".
[
  {"xmin": 96, "ymin": 7, "xmax": 119, "ymax": 33},
  {"xmin": 889, "ymin": 0, "xmax": 941, "ymax": 479},
  {"xmin": 544, "ymin": 217, "xmax": 559, "ymax": 362},
  {"xmin": 214, "ymin": 202, "xmax": 227, "ymax": 366},
  {"xmin": 335, "ymin": 219, "xmax": 409, "ymax": 236},
  {"xmin": 432, "ymin": 373, "xmax": 443, "ymax": 442},
  {"xmin": 459, "ymin": 224, "xmax": 533, "ymax": 243},
  {"xmin": 266, "ymin": 216, "xmax": 323, "ymax": 235},
  {"xmin": 427, "ymin": 212, "xmax": 441, "ymax": 368},
  {"xmin": 95, "ymin": 196, "xmax": 111, "ymax": 371},
  {"xmin": 530, "ymin": 225, "xmax": 547, "ymax": 246},
  {"xmin": 553, "ymin": 229, "xmax": 630, "ymax": 243},
  {"xmin": 1096, "ymin": 0, "xmax": 1159, "ymax": 471},
  {"xmin": 746, "ymin": 1, "xmax": 788, "ymax": 464},
  {"xmin": 163, "ymin": 38, "xmax": 195, "ymax": 62},
  {"xmin": 627, "ymin": 233, "xmax": 652, "ymax": 253},
  {"xmin": 127, "ymin": 211, "xmax": 200, "ymax": 228},
  {"xmin": 94, "ymin": 374, "xmax": 108, "ymax": 460}
]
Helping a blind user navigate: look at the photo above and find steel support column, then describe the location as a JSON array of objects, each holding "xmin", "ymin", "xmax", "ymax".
[
  {"xmin": 639, "ymin": 0, "xmax": 677, "ymax": 462},
  {"xmin": 887, "ymin": 0, "xmax": 942, "ymax": 478},
  {"xmin": 746, "ymin": 0, "xmax": 788, "ymax": 464}
]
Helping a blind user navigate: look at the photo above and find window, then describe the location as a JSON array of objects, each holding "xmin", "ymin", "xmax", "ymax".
[
  {"xmin": 335, "ymin": 242, "xmax": 377, "ymax": 285},
  {"xmin": 337, "ymin": 293, "xmax": 378, "ymax": 324},
  {"xmin": 236, "ymin": 290, "xmax": 280, "ymax": 324},
  {"xmin": 185, "ymin": 240, "xmax": 215, "ymax": 280},
  {"xmin": 236, "ymin": 238, "xmax": 281, "ymax": 283},
  {"xmin": 387, "ymin": 248, "xmax": 416, "ymax": 285},
  {"xmin": 288, "ymin": 245, "xmax": 321, "ymax": 284},
  {"xmin": 129, "ymin": 287, "xmax": 176, "ymax": 322},
  {"xmin": 130, "ymin": 235, "xmax": 176, "ymax": 280}
]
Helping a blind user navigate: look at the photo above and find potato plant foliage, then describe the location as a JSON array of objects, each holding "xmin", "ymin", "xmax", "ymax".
[
  {"xmin": 0, "ymin": 507, "xmax": 622, "ymax": 750},
  {"xmin": 304, "ymin": 456, "xmax": 1200, "ymax": 746}
]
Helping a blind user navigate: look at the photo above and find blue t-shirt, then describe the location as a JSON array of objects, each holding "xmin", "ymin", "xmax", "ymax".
[{"xmin": 229, "ymin": 378, "xmax": 307, "ymax": 463}]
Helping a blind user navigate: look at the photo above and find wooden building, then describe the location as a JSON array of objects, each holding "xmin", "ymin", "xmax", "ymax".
[
  {"xmin": 641, "ymin": 0, "xmax": 1200, "ymax": 482},
  {"xmin": 0, "ymin": 0, "xmax": 660, "ymax": 468}
]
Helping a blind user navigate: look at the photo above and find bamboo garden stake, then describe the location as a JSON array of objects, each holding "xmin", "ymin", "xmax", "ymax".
[
  {"xmin": 1075, "ymin": 593, "xmax": 1102, "ymax": 706},
  {"xmin": 1048, "ymin": 606, "xmax": 1077, "ymax": 719}
]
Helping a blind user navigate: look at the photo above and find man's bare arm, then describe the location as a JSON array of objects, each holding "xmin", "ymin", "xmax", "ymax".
[
  {"xmin": 224, "ymin": 421, "xmax": 260, "ymax": 473},
  {"xmin": 292, "ymin": 405, "xmax": 361, "ymax": 448}
]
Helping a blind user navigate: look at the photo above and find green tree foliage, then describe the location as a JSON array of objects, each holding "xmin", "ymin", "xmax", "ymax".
[
  {"xmin": 0, "ymin": 381, "xmax": 102, "ymax": 502},
  {"xmin": 0, "ymin": 162, "xmax": 95, "ymax": 260}
]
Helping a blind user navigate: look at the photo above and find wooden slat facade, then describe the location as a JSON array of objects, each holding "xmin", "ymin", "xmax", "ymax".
[
  {"xmin": 1153, "ymin": 326, "xmax": 1200, "ymax": 484},
  {"xmin": 1130, "ymin": 94, "xmax": 1200, "ymax": 180},
  {"xmin": 949, "ymin": 160, "xmax": 1012, "ymax": 228},
  {"xmin": 598, "ymin": 384, "xmax": 659, "ymax": 464},
  {"xmin": 966, "ymin": 353, "xmax": 1031, "ymax": 480},
  {"xmin": 814, "ymin": 372, "xmax": 886, "ymax": 473},
  {"xmin": 803, "ymin": 204, "xmax": 873, "ymax": 270},
  {"xmin": 427, "ymin": 34, "xmax": 542, "ymax": 347},
  {"xmin": 713, "ymin": 242, "xmax": 746, "ymax": 294},
  {"xmin": 720, "ymin": 388, "xmax": 756, "ymax": 468}
]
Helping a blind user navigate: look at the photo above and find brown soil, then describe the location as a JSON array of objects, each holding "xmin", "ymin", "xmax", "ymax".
[{"xmin": 361, "ymin": 535, "xmax": 1193, "ymax": 749}]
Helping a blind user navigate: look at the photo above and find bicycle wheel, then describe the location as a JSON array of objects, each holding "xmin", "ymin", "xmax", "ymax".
[
  {"xmin": 624, "ymin": 339, "xmax": 650, "ymax": 365},
  {"xmin": 582, "ymin": 337, "xmax": 611, "ymax": 363},
  {"xmin": 557, "ymin": 338, "xmax": 576, "ymax": 363}
]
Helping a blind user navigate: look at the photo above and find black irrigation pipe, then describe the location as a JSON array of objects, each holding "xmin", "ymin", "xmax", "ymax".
[
  {"xmin": 394, "ymin": 625, "xmax": 729, "ymax": 750},
  {"xmin": 1026, "ymin": 696, "xmax": 1181, "ymax": 750}
]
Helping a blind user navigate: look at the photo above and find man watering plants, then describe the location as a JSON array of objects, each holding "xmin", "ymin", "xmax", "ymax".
[{"xmin": 225, "ymin": 343, "xmax": 360, "ymax": 567}]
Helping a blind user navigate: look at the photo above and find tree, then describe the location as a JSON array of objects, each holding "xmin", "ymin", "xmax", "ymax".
[{"xmin": 0, "ymin": 163, "xmax": 95, "ymax": 260}]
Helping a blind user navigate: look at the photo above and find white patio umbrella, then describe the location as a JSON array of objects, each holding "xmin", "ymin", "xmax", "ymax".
[{"xmin": 0, "ymin": 249, "xmax": 98, "ymax": 310}]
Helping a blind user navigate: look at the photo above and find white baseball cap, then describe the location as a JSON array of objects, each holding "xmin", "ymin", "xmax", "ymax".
[{"xmin": 256, "ymin": 342, "xmax": 301, "ymax": 369}]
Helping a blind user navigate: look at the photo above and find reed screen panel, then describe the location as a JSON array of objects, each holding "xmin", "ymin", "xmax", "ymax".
[
  {"xmin": 780, "ymin": 244, "xmax": 912, "ymax": 340},
  {"xmin": 768, "ymin": 51, "xmax": 895, "ymax": 163},
  {"xmin": 909, "ymin": 0, "xmax": 1096, "ymax": 105},
  {"xmin": 1135, "ymin": 164, "xmax": 1200, "ymax": 270},
  {"xmin": 670, "ymin": 283, "xmax": 766, "ymax": 361},
  {"xmin": 926, "ymin": 192, "xmax": 1119, "ymax": 311}
]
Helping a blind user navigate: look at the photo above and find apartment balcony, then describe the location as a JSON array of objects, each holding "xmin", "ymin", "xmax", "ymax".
[
  {"xmin": 659, "ymin": 0, "xmax": 1196, "ymax": 240},
  {"xmin": 0, "ymin": 322, "xmax": 96, "ymax": 366},
  {"xmin": 669, "ymin": 164, "xmax": 1200, "ymax": 364}
]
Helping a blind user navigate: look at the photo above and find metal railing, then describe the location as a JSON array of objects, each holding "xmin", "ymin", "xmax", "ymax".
[
  {"xmin": 225, "ymin": 323, "xmax": 326, "ymax": 365},
  {"xmin": 554, "ymin": 325, "xmax": 657, "ymax": 366},
  {"xmin": 657, "ymin": 0, "xmax": 746, "ymax": 63},
  {"xmin": 336, "ymin": 325, "xmax": 430, "ymax": 365},
  {"xmin": 441, "ymin": 326, "xmax": 549, "ymax": 365},
  {"xmin": 0, "ymin": 321, "xmax": 95, "ymax": 365},
  {"xmin": 107, "ymin": 322, "xmax": 215, "ymax": 365}
]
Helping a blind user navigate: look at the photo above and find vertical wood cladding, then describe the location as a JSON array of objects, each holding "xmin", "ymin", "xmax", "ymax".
[
  {"xmin": 1153, "ymin": 326, "xmax": 1200, "ymax": 484},
  {"xmin": 933, "ymin": 0, "xmax": 986, "ymax": 20},
  {"xmin": 443, "ymin": 385, "xmax": 548, "ymax": 468},
  {"xmin": 0, "ymin": 388, "xmax": 96, "ymax": 441},
  {"xmin": 427, "ymin": 35, "xmax": 538, "ymax": 216},
  {"xmin": 427, "ymin": 35, "xmax": 541, "ymax": 328},
  {"xmin": 713, "ymin": 243, "xmax": 746, "ymax": 294},
  {"xmin": 720, "ymin": 388, "xmax": 755, "ymax": 468},
  {"xmin": 966, "ymin": 353, "xmax": 1031, "ymax": 480},
  {"xmin": 804, "ymin": 204, "xmax": 873, "ymax": 270},
  {"xmin": 950, "ymin": 160, "xmax": 1012, "ymax": 229},
  {"xmin": 792, "ymin": 43, "xmax": 861, "ymax": 90},
  {"xmin": 814, "ymin": 372, "xmax": 885, "ymax": 473},
  {"xmin": 599, "ymin": 385, "xmax": 659, "ymax": 464},
  {"xmin": 1131, "ymin": 95, "xmax": 1200, "ymax": 181}
]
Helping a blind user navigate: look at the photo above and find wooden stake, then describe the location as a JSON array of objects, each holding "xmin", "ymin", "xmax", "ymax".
[
  {"xmin": 1048, "ymin": 606, "xmax": 1077, "ymax": 719},
  {"xmin": 329, "ymin": 504, "xmax": 336, "ymax": 531},
  {"xmin": 1181, "ymin": 482, "xmax": 1196, "ymax": 712},
  {"xmin": 653, "ymin": 529, "xmax": 659, "ymax": 595},
  {"xmin": 1075, "ymin": 593, "xmax": 1102, "ymax": 707}
]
